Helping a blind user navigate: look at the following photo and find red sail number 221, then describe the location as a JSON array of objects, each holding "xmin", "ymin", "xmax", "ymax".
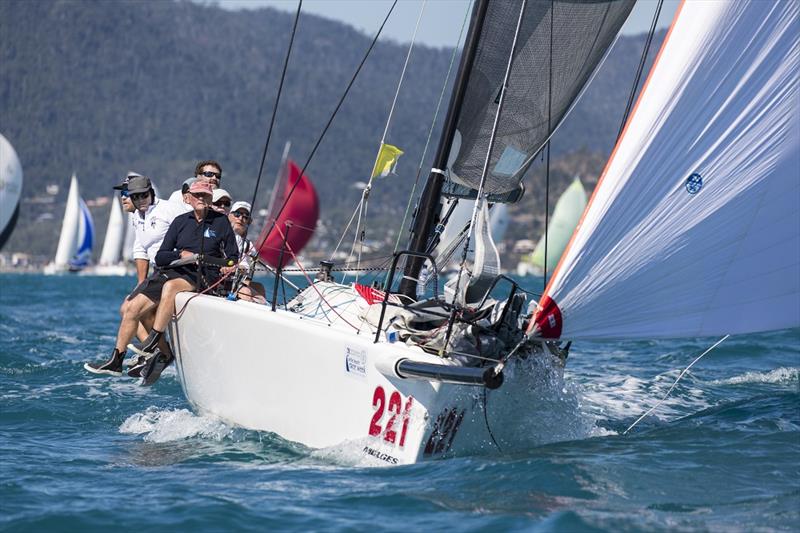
[{"xmin": 368, "ymin": 386, "xmax": 413, "ymax": 447}]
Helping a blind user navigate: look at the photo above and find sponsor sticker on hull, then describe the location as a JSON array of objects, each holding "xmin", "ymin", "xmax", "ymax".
[{"xmin": 344, "ymin": 346, "xmax": 367, "ymax": 379}]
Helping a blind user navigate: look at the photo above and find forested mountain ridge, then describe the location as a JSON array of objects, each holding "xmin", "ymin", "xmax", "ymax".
[{"xmin": 0, "ymin": 0, "xmax": 661, "ymax": 258}]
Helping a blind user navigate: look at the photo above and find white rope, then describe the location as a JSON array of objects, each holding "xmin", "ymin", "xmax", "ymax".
[{"xmin": 623, "ymin": 334, "xmax": 730, "ymax": 435}]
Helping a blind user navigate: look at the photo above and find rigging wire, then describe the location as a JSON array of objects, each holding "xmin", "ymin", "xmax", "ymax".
[
  {"xmin": 616, "ymin": 0, "xmax": 664, "ymax": 140},
  {"xmin": 264, "ymin": 0, "xmax": 399, "ymax": 252},
  {"xmin": 623, "ymin": 335, "xmax": 730, "ymax": 435},
  {"xmin": 542, "ymin": 0, "xmax": 554, "ymax": 293},
  {"xmin": 391, "ymin": 2, "xmax": 473, "ymax": 257},
  {"xmin": 248, "ymin": 0, "xmax": 303, "ymax": 211},
  {"xmin": 348, "ymin": 0, "xmax": 427, "ymax": 284}
]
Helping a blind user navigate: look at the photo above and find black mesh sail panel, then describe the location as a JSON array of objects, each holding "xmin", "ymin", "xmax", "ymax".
[{"xmin": 448, "ymin": 0, "xmax": 635, "ymax": 198}]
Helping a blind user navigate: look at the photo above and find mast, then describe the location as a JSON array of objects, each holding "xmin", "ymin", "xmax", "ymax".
[{"xmin": 398, "ymin": 0, "xmax": 490, "ymax": 298}]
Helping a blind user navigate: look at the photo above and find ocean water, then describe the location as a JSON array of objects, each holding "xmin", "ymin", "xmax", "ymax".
[{"xmin": 1, "ymin": 273, "xmax": 798, "ymax": 532}]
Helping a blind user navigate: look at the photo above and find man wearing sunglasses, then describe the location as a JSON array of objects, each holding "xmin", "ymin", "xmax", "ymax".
[
  {"xmin": 211, "ymin": 188, "xmax": 232, "ymax": 214},
  {"xmin": 195, "ymin": 160, "xmax": 222, "ymax": 190},
  {"xmin": 228, "ymin": 201, "xmax": 266, "ymax": 303}
]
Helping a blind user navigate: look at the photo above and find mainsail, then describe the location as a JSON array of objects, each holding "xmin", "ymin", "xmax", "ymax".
[
  {"xmin": 256, "ymin": 159, "xmax": 319, "ymax": 269},
  {"xmin": 0, "ymin": 133, "xmax": 23, "ymax": 250},
  {"xmin": 445, "ymin": 0, "xmax": 635, "ymax": 199},
  {"xmin": 402, "ymin": 0, "xmax": 634, "ymax": 296},
  {"xmin": 533, "ymin": 0, "xmax": 800, "ymax": 340}
]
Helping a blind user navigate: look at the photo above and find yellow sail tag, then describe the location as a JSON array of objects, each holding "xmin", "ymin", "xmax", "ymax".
[{"xmin": 371, "ymin": 143, "xmax": 404, "ymax": 178}]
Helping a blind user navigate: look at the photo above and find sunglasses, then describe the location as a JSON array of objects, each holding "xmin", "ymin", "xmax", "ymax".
[
  {"xmin": 130, "ymin": 192, "xmax": 150, "ymax": 201},
  {"xmin": 200, "ymin": 170, "xmax": 221, "ymax": 179},
  {"xmin": 119, "ymin": 190, "xmax": 129, "ymax": 198},
  {"xmin": 231, "ymin": 211, "xmax": 251, "ymax": 221},
  {"xmin": 190, "ymin": 192, "xmax": 210, "ymax": 200},
  {"xmin": 213, "ymin": 200, "xmax": 231, "ymax": 208}
]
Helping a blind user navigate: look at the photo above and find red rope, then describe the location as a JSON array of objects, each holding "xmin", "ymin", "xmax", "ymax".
[{"xmin": 272, "ymin": 223, "xmax": 361, "ymax": 331}]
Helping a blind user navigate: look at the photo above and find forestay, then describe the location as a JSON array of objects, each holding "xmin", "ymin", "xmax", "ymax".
[
  {"xmin": 446, "ymin": 0, "xmax": 634, "ymax": 198},
  {"xmin": 533, "ymin": 0, "xmax": 800, "ymax": 340}
]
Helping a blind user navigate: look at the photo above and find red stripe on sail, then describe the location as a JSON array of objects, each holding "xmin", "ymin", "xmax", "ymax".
[{"xmin": 256, "ymin": 160, "xmax": 320, "ymax": 268}]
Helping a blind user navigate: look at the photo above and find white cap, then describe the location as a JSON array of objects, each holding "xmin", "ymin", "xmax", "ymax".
[
  {"xmin": 212, "ymin": 188, "xmax": 232, "ymax": 203},
  {"xmin": 230, "ymin": 201, "xmax": 252, "ymax": 214}
]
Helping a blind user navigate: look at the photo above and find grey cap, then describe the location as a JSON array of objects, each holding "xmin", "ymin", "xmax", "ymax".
[
  {"xmin": 112, "ymin": 171, "xmax": 144, "ymax": 191},
  {"xmin": 181, "ymin": 177, "xmax": 198, "ymax": 195},
  {"xmin": 126, "ymin": 176, "xmax": 152, "ymax": 195}
]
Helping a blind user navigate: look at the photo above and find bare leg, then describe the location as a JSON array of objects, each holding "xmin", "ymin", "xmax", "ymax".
[
  {"xmin": 138, "ymin": 308, "xmax": 155, "ymax": 341},
  {"xmin": 115, "ymin": 294, "xmax": 156, "ymax": 353},
  {"xmin": 152, "ymin": 278, "xmax": 195, "ymax": 332}
]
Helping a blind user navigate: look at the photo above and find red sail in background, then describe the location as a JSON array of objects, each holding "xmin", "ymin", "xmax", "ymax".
[{"xmin": 256, "ymin": 159, "xmax": 319, "ymax": 268}]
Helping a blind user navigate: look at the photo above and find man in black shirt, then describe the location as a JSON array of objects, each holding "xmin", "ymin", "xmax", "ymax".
[{"xmin": 85, "ymin": 180, "xmax": 238, "ymax": 381}]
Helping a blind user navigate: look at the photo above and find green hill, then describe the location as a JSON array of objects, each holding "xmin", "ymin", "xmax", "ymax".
[{"xmin": 0, "ymin": 0, "xmax": 662, "ymax": 260}]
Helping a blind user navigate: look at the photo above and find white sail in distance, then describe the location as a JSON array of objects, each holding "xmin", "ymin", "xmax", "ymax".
[
  {"xmin": 52, "ymin": 174, "xmax": 81, "ymax": 267},
  {"xmin": 532, "ymin": 0, "xmax": 800, "ymax": 340},
  {"xmin": 98, "ymin": 196, "xmax": 125, "ymax": 265}
]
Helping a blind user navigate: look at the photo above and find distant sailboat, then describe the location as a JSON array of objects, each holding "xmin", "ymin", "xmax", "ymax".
[
  {"xmin": 44, "ymin": 174, "xmax": 95, "ymax": 274},
  {"xmin": 517, "ymin": 177, "xmax": 587, "ymax": 277},
  {"xmin": 0, "ymin": 133, "xmax": 23, "ymax": 250},
  {"xmin": 83, "ymin": 195, "xmax": 132, "ymax": 276}
]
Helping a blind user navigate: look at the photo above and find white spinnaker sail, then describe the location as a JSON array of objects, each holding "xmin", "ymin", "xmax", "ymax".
[
  {"xmin": 53, "ymin": 174, "xmax": 81, "ymax": 267},
  {"xmin": 0, "ymin": 134, "xmax": 23, "ymax": 247},
  {"xmin": 533, "ymin": 0, "xmax": 800, "ymax": 340},
  {"xmin": 98, "ymin": 196, "xmax": 124, "ymax": 265}
]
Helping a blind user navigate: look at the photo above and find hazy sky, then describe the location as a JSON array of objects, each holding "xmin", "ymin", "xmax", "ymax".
[{"xmin": 216, "ymin": 0, "xmax": 680, "ymax": 49}]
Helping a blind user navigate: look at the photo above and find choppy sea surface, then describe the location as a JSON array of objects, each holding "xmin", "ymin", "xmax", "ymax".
[{"xmin": 1, "ymin": 273, "xmax": 798, "ymax": 532}]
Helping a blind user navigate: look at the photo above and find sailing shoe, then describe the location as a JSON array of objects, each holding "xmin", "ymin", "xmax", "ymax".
[
  {"xmin": 126, "ymin": 352, "xmax": 153, "ymax": 378},
  {"xmin": 84, "ymin": 349, "xmax": 125, "ymax": 377},
  {"xmin": 139, "ymin": 351, "xmax": 174, "ymax": 387}
]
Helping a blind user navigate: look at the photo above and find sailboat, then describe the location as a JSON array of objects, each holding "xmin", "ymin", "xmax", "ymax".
[
  {"xmin": 0, "ymin": 133, "xmax": 23, "ymax": 250},
  {"xmin": 168, "ymin": 0, "xmax": 798, "ymax": 465},
  {"xmin": 82, "ymin": 195, "xmax": 132, "ymax": 276},
  {"xmin": 516, "ymin": 177, "xmax": 587, "ymax": 277},
  {"xmin": 44, "ymin": 174, "xmax": 95, "ymax": 274}
]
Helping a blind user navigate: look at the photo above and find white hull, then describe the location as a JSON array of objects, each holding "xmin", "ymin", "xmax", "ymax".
[{"xmin": 170, "ymin": 286, "xmax": 556, "ymax": 465}]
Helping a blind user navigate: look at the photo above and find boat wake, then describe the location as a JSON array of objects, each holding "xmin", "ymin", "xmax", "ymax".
[
  {"xmin": 119, "ymin": 407, "xmax": 234, "ymax": 443},
  {"xmin": 710, "ymin": 367, "xmax": 799, "ymax": 386}
]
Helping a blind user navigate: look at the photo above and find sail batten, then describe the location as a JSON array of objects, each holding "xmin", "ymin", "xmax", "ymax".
[{"xmin": 533, "ymin": 0, "xmax": 800, "ymax": 340}]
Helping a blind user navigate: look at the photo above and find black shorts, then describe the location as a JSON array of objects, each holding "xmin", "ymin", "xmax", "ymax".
[{"xmin": 127, "ymin": 269, "xmax": 197, "ymax": 303}]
